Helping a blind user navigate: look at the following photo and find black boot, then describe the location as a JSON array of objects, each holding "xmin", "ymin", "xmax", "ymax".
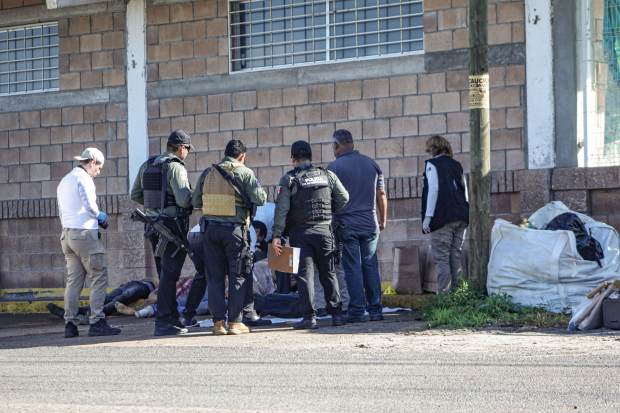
[
  {"xmin": 169, "ymin": 317, "xmax": 185, "ymax": 329},
  {"xmin": 315, "ymin": 308, "xmax": 327, "ymax": 318},
  {"xmin": 65, "ymin": 322, "xmax": 78, "ymax": 338},
  {"xmin": 242, "ymin": 315, "xmax": 273, "ymax": 326},
  {"xmin": 332, "ymin": 313, "xmax": 346, "ymax": 326},
  {"xmin": 88, "ymin": 319, "xmax": 121, "ymax": 336},
  {"xmin": 48, "ymin": 303, "xmax": 65, "ymax": 318},
  {"xmin": 181, "ymin": 317, "xmax": 199, "ymax": 327},
  {"xmin": 293, "ymin": 316, "xmax": 317, "ymax": 330},
  {"xmin": 154, "ymin": 324, "xmax": 188, "ymax": 336}
]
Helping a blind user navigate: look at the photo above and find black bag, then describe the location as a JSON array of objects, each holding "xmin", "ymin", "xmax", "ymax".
[{"xmin": 544, "ymin": 212, "xmax": 604, "ymax": 267}]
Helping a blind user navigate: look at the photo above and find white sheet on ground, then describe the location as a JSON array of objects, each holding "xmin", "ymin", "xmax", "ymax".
[
  {"xmin": 197, "ymin": 307, "xmax": 411, "ymax": 328},
  {"xmin": 487, "ymin": 201, "xmax": 620, "ymax": 311}
]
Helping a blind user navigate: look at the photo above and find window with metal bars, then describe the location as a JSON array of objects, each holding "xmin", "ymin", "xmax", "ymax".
[
  {"xmin": 0, "ymin": 23, "xmax": 59, "ymax": 96},
  {"xmin": 229, "ymin": 0, "xmax": 423, "ymax": 72}
]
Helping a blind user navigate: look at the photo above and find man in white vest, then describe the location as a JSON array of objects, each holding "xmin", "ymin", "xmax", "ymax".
[{"xmin": 57, "ymin": 148, "xmax": 121, "ymax": 338}]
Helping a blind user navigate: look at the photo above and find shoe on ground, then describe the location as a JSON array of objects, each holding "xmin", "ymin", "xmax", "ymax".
[
  {"xmin": 88, "ymin": 319, "xmax": 121, "ymax": 336},
  {"xmin": 114, "ymin": 302, "xmax": 135, "ymax": 316},
  {"xmin": 228, "ymin": 322, "xmax": 251, "ymax": 335},
  {"xmin": 65, "ymin": 321, "xmax": 79, "ymax": 338},
  {"xmin": 182, "ymin": 317, "xmax": 198, "ymax": 328},
  {"xmin": 332, "ymin": 313, "xmax": 346, "ymax": 326},
  {"xmin": 154, "ymin": 324, "xmax": 188, "ymax": 336},
  {"xmin": 212, "ymin": 320, "xmax": 228, "ymax": 335},
  {"xmin": 242, "ymin": 316, "xmax": 272, "ymax": 327},
  {"xmin": 294, "ymin": 317, "xmax": 318, "ymax": 330},
  {"xmin": 369, "ymin": 313, "xmax": 384, "ymax": 322},
  {"xmin": 345, "ymin": 314, "xmax": 366, "ymax": 323},
  {"xmin": 47, "ymin": 303, "xmax": 65, "ymax": 318},
  {"xmin": 315, "ymin": 308, "xmax": 328, "ymax": 318}
]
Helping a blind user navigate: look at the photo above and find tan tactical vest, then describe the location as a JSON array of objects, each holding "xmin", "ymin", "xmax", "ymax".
[{"xmin": 202, "ymin": 162, "xmax": 247, "ymax": 218}]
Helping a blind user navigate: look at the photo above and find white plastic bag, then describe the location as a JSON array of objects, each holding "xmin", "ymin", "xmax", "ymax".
[{"xmin": 487, "ymin": 202, "xmax": 620, "ymax": 311}]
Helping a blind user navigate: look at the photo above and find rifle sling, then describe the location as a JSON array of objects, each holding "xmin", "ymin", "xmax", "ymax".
[{"xmin": 212, "ymin": 164, "xmax": 254, "ymax": 213}]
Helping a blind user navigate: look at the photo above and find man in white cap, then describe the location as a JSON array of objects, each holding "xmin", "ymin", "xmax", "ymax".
[{"xmin": 57, "ymin": 148, "xmax": 121, "ymax": 338}]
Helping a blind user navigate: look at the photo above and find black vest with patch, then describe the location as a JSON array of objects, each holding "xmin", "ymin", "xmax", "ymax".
[
  {"xmin": 286, "ymin": 166, "xmax": 332, "ymax": 229},
  {"xmin": 421, "ymin": 156, "xmax": 469, "ymax": 232},
  {"xmin": 142, "ymin": 156, "xmax": 181, "ymax": 210}
]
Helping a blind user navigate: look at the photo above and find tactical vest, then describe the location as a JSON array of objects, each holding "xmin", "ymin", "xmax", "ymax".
[
  {"xmin": 286, "ymin": 166, "xmax": 332, "ymax": 229},
  {"xmin": 202, "ymin": 162, "xmax": 248, "ymax": 219},
  {"xmin": 142, "ymin": 156, "xmax": 181, "ymax": 210}
]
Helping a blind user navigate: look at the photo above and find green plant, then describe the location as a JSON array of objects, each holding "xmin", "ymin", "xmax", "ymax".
[{"xmin": 419, "ymin": 280, "xmax": 570, "ymax": 328}]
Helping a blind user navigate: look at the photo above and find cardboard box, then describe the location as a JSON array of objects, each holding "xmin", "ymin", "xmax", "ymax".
[
  {"xmin": 268, "ymin": 243, "xmax": 300, "ymax": 274},
  {"xmin": 392, "ymin": 246, "xmax": 422, "ymax": 294}
]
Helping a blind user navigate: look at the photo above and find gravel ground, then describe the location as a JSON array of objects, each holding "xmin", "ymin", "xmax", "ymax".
[{"xmin": 1, "ymin": 312, "xmax": 619, "ymax": 412}]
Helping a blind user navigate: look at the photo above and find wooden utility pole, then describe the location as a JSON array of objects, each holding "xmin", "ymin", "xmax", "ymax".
[{"xmin": 467, "ymin": 0, "xmax": 491, "ymax": 291}]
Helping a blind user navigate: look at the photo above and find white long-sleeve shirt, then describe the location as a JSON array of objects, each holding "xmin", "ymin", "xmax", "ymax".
[
  {"xmin": 425, "ymin": 155, "xmax": 469, "ymax": 218},
  {"xmin": 57, "ymin": 166, "xmax": 100, "ymax": 230}
]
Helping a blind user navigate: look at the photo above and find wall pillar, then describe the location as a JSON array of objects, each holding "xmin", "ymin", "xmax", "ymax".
[{"xmin": 126, "ymin": 0, "xmax": 148, "ymax": 186}]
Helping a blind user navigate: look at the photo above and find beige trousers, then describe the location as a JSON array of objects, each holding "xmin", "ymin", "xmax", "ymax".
[
  {"xmin": 60, "ymin": 228, "xmax": 109, "ymax": 324},
  {"xmin": 431, "ymin": 220, "xmax": 468, "ymax": 294}
]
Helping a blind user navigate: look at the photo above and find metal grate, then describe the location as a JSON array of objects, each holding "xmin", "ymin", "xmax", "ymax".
[
  {"xmin": 0, "ymin": 22, "xmax": 59, "ymax": 96},
  {"xmin": 229, "ymin": 0, "xmax": 423, "ymax": 72},
  {"xmin": 584, "ymin": 0, "xmax": 620, "ymax": 166}
]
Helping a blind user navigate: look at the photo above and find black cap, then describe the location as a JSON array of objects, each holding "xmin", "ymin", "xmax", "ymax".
[
  {"xmin": 291, "ymin": 140, "xmax": 312, "ymax": 156},
  {"xmin": 167, "ymin": 130, "xmax": 195, "ymax": 150}
]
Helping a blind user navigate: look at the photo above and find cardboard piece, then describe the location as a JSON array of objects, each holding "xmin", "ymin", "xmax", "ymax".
[
  {"xmin": 392, "ymin": 246, "xmax": 422, "ymax": 294},
  {"xmin": 423, "ymin": 245, "xmax": 438, "ymax": 293},
  {"xmin": 268, "ymin": 243, "xmax": 300, "ymax": 274}
]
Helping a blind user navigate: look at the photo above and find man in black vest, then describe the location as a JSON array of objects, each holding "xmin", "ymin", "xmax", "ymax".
[
  {"xmin": 421, "ymin": 135, "xmax": 469, "ymax": 294},
  {"xmin": 272, "ymin": 141, "xmax": 349, "ymax": 329},
  {"xmin": 130, "ymin": 130, "xmax": 194, "ymax": 336}
]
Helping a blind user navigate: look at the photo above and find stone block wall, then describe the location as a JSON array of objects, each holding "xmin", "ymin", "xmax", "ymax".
[
  {"xmin": 58, "ymin": 12, "xmax": 126, "ymax": 90},
  {"xmin": 0, "ymin": 0, "xmax": 43, "ymax": 9},
  {"xmin": 146, "ymin": 0, "xmax": 229, "ymax": 82},
  {"xmin": 0, "ymin": 196, "xmax": 148, "ymax": 289}
]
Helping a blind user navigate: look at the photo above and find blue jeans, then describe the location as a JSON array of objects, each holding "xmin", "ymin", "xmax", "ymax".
[{"xmin": 336, "ymin": 225, "xmax": 383, "ymax": 317}]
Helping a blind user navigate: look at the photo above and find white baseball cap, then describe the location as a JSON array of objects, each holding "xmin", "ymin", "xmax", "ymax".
[{"xmin": 74, "ymin": 148, "xmax": 105, "ymax": 164}]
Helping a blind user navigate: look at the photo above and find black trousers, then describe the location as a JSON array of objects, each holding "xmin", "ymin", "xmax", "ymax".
[
  {"xmin": 148, "ymin": 217, "xmax": 188, "ymax": 327},
  {"xmin": 181, "ymin": 232, "xmax": 208, "ymax": 320},
  {"xmin": 289, "ymin": 225, "xmax": 342, "ymax": 318},
  {"xmin": 204, "ymin": 223, "xmax": 248, "ymax": 323},
  {"xmin": 80, "ymin": 281, "xmax": 152, "ymax": 316}
]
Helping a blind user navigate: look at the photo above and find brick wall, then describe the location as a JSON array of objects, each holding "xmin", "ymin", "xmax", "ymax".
[
  {"xmin": 58, "ymin": 12, "xmax": 126, "ymax": 90},
  {"xmin": 146, "ymin": 0, "xmax": 228, "ymax": 82},
  {"xmin": 0, "ymin": 0, "xmax": 44, "ymax": 9},
  {"xmin": 0, "ymin": 196, "xmax": 149, "ymax": 289},
  {"xmin": 375, "ymin": 167, "xmax": 620, "ymax": 281}
]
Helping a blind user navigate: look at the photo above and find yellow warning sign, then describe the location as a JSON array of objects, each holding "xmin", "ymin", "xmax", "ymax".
[
  {"xmin": 469, "ymin": 74, "xmax": 490, "ymax": 109},
  {"xmin": 383, "ymin": 285, "xmax": 397, "ymax": 295}
]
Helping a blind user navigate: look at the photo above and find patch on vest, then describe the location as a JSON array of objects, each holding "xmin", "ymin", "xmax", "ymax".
[
  {"xmin": 299, "ymin": 171, "xmax": 328, "ymax": 188},
  {"xmin": 180, "ymin": 171, "xmax": 187, "ymax": 181}
]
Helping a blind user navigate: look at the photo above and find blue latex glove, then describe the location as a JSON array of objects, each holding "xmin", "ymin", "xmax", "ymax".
[{"xmin": 98, "ymin": 211, "xmax": 108, "ymax": 222}]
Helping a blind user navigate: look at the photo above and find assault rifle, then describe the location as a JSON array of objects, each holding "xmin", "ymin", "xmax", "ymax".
[{"xmin": 130, "ymin": 208, "xmax": 193, "ymax": 259}]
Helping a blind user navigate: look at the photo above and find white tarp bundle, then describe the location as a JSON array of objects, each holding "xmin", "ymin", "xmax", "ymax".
[{"xmin": 487, "ymin": 202, "xmax": 620, "ymax": 311}]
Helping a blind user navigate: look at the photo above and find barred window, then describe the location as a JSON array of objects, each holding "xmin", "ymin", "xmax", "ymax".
[
  {"xmin": 0, "ymin": 23, "xmax": 59, "ymax": 96},
  {"xmin": 229, "ymin": 0, "xmax": 423, "ymax": 72}
]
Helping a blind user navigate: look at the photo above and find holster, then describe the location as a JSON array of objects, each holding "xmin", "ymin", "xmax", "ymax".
[{"xmin": 199, "ymin": 216, "xmax": 208, "ymax": 234}]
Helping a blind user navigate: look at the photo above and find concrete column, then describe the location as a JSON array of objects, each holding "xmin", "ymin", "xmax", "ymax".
[
  {"xmin": 126, "ymin": 0, "xmax": 148, "ymax": 187},
  {"xmin": 525, "ymin": 0, "xmax": 556, "ymax": 169},
  {"xmin": 553, "ymin": 0, "xmax": 578, "ymax": 168}
]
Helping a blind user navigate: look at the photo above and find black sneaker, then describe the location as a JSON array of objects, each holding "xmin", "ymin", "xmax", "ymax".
[
  {"xmin": 170, "ymin": 317, "xmax": 185, "ymax": 329},
  {"xmin": 345, "ymin": 314, "xmax": 366, "ymax": 323},
  {"xmin": 65, "ymin": 321, "xmax": 78, "ymax": 338},
  {"xmin": 182, "ymin": 317, "xmax": 199, "ymax": 328},
  {"xmin": 154, "ymin": 325, "xmax": 188, "ymax": 336},
  {"xmin": 315, "ymin": 308, "xmax": 328, "ymax": 318},
  {"xmin": 369, "ymin": 314, "xmax": 384, "ymax": 322},
  {"xmin": 47, "ymin": 303, "xmax": 65, "ymax": 318},
  {"xmin": 332, "ymin": 313, "xmax": 346, "ymax": 326},
  {"xmin": 293, "ymin": 317, "xmax": 318, "ymax": 330},
  {"xmin": 88, "ymin": 319, "xmax": 121, "ymax": 336}
]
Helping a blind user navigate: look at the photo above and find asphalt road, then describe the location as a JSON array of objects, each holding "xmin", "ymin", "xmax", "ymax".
[{"xmin": 1, "ymin": 312, "xmax": 619, "ymax": 412}]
